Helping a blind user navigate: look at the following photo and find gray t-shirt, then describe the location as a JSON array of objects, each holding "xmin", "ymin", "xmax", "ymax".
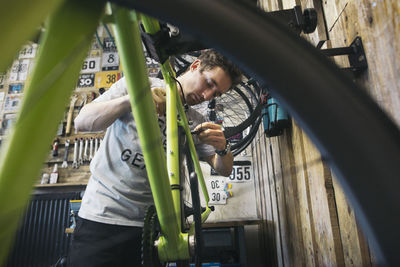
[{"xmin": 78, "ymin": 77, "xmax": 214, "ymax": 226}]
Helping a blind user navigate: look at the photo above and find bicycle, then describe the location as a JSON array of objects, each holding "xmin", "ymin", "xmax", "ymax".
[
  {"xmin": 0, "ymin": 1, "xmax": 231, "ymax": 266},
  {"xmin": 1, "ymin": 0, "xmax": 400, "ymax": 266}
]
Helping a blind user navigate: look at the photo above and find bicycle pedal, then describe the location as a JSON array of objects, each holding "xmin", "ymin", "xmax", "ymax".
[
  {"xmin": 184, "ymin": 204, "xmax": 194, "ymax": 217},
  {"xmin": 184, "ymin": 205, "xmax": 208, "ymax": 217}
]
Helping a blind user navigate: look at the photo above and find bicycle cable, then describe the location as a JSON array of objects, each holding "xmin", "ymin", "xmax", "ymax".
[{"xmin": 171, "ymin": 75, "xmax": 188, "ymax": 110}]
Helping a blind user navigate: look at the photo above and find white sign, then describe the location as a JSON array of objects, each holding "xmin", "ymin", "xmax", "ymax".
[
  {"xmin": 18, "ymin": 44, "xmax": 38, "ymax": 59},
  {"xmin": 209, "ymin": 190, "xmax": 227, "ymax": 205},
  {"xmin": 9, "ymin": 59, "xmax": 30, "ymax": 81},
  {"xmin": 102, "ymin": 52, "xmax": 119, "ymax": 71},
  {"xmin": 0, "ymin": 73, "xmax": 5, "ymax": 89},
  {"xmin": 0, "ymin": 92, "xmax": 5, "ymax": 109},
  {"xmin": 4, "ymin": 95, "xmax": 22, "ymax": 112},
  {"xmin": 206, "ymin": 177, "xmax": 227, "ymax": 205},
  {"xmin": 81, "ymin": 57, "xmax": 101, "ymax": 73},
  {"xmin": 228, "ymin": 161, "xmax": 252, "ymax": 183}
]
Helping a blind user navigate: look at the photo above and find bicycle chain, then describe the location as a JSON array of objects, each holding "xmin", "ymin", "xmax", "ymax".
[{"xmin": 142, "ymin": 205, "xmax": 164, "ymax": 267}]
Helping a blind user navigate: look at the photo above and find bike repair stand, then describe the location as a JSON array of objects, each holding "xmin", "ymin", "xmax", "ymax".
[{"xmin": 318, "ymin": 36, "xmax": 368, "ymax": 77}]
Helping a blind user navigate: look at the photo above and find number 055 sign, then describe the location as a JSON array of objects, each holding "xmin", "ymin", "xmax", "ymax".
[{"xmin": 229, "ymin": 161, "xmax": 252, "ymax": 182}]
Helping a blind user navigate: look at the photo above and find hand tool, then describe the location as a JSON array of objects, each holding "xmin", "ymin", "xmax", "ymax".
[
  {"xmin": 83, "ymin": 138, "xmax": 89, "ymax": 161},
  {"xmin": 89, "ymin": 137, "xmax": 94, "ymax": 161},
  {"xmin": 78, "ymin": 138, "xmax": 84, "ymax": 165},
  {"xmin": 61, "ymin": 139, "xmax": 70, "ymax": 168},
  {"xmin": 72, "ymin": 138, "xmax": 79, "ymax": 169},
  {"xmin": 65, "ymin": 95, "xmax": 78, "ymax": 135}
]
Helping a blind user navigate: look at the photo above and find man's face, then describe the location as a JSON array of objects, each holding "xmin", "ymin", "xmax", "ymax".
[{"xmin": 184, "ymin": 60, "xmax": 232, "ymax": 106}]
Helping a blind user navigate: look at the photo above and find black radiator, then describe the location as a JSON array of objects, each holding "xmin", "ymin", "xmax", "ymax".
[{"xmin": 6, "ymin": 191, "xmax": 82, "ymax": 267}]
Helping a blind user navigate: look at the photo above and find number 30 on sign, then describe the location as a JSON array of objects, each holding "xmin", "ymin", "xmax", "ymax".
[
  {"xmin": 229, "ymin": 161, "xmax": 252, "ymax": 182},
  {"xmin": 206, "ymin": 178, "xmax": 227, "ymax": 205},
  {"xmin": 77, "ymin": 74, "xmax": 95, "ymax": 88}
]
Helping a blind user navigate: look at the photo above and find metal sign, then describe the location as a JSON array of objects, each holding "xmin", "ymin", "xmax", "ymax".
[
  {"xmin": 101, "ymin": 52, "xmax": 119, "ymax": 71},
  {"xmin": 81, "ymin": 57, "xmax": 101, "ymax": 73},
  {"xmin": 8, "ymin": 84, "xmax": 24, "ymax": 94},
  {"xmin": 95, "ymin": 71, "xmax": 121, "ymax": 88},
  {"xmin": 9, "ymin": 59, "xmax": 30, "ymax": 81},
  {"xmin": 102, "ymin": 37, "xmax": 117, "ymax": 52},
  {"xmin": 77, "ymin": 74, "xmax": 95, "ymax": 88},
  {"xmin": 4, "ymin": 95, "xmax": 23, "ymax": 112},
  {"xmin": 206, "ymin": 177, "xmax": 228, "ymax": 205},
  {"xmin": 0, "ymin": 92, "xmax": 5, "ymax": 109},
  {"xmin": 228, "ymin": 160, "xmax": 252, "ymax": 183},
  {"xmin": 18, "ymin": 44, "xmax": 38, "ymax": 59},
  {"xmin": 0, "ymin": 73, "xmax": 5, "ymax": 89}
]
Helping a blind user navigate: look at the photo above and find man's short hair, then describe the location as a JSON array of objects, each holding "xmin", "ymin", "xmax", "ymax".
[{"xmin": 198, "ymin": 49, "xmax": 242, "ymax": 88}]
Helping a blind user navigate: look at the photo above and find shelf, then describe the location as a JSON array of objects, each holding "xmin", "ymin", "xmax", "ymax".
[{"xmin": 35, "ymin": 182, "xmax": 88, "ymax": 188}]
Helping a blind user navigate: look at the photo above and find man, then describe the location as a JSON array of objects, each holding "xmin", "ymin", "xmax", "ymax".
[{"xmin": 69, "ymin": 49, "xmax": 242, "ymax": 266}]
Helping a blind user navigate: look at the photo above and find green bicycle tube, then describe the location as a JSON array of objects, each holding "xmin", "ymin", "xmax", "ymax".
[
  {"xmin": 140, "ymin": 15, "xmax": 161, "ymax": 33},
  {"xmin": 142, "ymin": 12, "xmax": 212, "ymax": 224},
  {"xmin": 160, "ymin": 61, "xmax": 182, "ymax": 231},
  {"xmin": 140, "ymin": 13, "xmax": 210, "ymax": 226},
  {"xmin": 0, "ymin": 0, "xmax": 105, "ymax": 264},
  {"xmin": 176, "ymin": 91, "xmax": 212, "ymax": 225},
  {"xmin": 111, "ymin": 6, "xmax": 188, "ymax": 260},
  {"xmin": 141, "ymin": 13, "xmax": 188, "ymax": 253},
  {"xmin": 0, "ymin": 0, "xmax": 64, "ymax": 72},
  {"xmin": 176, "ymin": 97, "xmax": 210, "ymax": 204}
]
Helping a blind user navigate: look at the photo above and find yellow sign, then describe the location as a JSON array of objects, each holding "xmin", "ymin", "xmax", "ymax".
[{"xmin": 95, "ymin": 71, "xmax": 122, "ymax": 88}]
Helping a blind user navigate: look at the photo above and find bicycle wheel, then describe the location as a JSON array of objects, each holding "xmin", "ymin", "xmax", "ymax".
[
  {"xmin": 114, "ymin": 0, "xmax": 400, "ymax": 265},
  {"xmin": 209, "ymin": 82, "xmax": 261, "ymax": 156},
  {"xmin": 189, "ymin": 77, "xmax": 262, "ymax": 156},
  {"xmin": 218, "ymin": 81, "xmax": 262, "ymax": 156}
]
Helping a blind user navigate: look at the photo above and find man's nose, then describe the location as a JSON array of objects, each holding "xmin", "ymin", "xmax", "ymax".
[{"xmin": 202, "ymin": 89, "xmax": 215, "ymax": 101}]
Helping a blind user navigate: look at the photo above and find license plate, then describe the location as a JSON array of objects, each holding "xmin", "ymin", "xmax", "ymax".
[
  {"xmin": 209, "ymin": 190, "xmax": 227, "ymax": 205},
  {"xmin": 95, "ymin": 71, "xmax": 121, "ymax": 88},
  {"xmin": 9, "ymin": 59, "xmax": 30, "ymax": 81},
  {"xmin": 77, "ymin": 73, "xmax": 95, "ymax": 88},
  {"xmin": 81, "ymin": 57, "xmax": 101, "ymax": 73},
  {"xmin": 102, "ymin": 52, "xmax": 119, "ymax": 71},
  {"xmin": 206, "ymin": 178, "xmax": 227, "ymax": 205},
  {"xmin": 228, "ymin": 161, "xmax": 252, "ymax": 182},
  {"xmin": 0, "ymin": 73, "xmax": 5, "ymax": 89},
  {"xmin": 18, "ymin": 44, "xmax": 37, "ymax": 59}
]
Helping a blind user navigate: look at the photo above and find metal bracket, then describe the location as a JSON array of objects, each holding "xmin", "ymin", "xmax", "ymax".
[
  {"xmin": 269, "ymin": 5, "xmax": 318, "ymax": 35},
  {"xmin": 318, "ymin": 36, "xmax": 368, "ymax": 76}
]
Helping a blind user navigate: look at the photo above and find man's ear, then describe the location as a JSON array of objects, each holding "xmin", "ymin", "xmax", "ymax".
[{"xmin": 190, "ymin": 59, "xmax": 201, "ymax": 71}]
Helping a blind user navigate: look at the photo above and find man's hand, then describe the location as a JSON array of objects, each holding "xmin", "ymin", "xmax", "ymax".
[
  {"xmin": 193, "ymin": 122, "xmax": 226, "ymax": 151},
  {"xmin": 151, "ymin": 87, "xmax": 166, "ymax": 115},
  {"xmin": 194, "ymin": 122, "xmax": 233, "ymax": 176}
]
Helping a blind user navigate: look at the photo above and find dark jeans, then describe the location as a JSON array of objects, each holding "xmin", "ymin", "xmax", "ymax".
[{"xmin": 68, "ymin": 217, "xmax": 143, "ymax": 267}]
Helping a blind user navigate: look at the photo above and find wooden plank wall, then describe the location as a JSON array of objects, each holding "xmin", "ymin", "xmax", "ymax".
[{"xmin": 253, "ymin": 0, "xmax": 399, "ymax": 266}]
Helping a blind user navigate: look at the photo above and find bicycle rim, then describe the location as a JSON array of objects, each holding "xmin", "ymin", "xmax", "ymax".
[
  {"xmin": 115, "ymin": 0, "xmax": 400, "ymax": 264},
  {"xmin": 192, "ymin": 83, "xmax": 260, "ymax": 156},
  {"xmin": 221, "ymin": 83, "xmax": 261, "ymax": 156}
]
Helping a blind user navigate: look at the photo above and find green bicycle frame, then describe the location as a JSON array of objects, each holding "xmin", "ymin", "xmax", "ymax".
[
  {"xmin": 112, "ymin": 6, "xmax": 190, "ymax": 261},
  {"xmin": 0, "ymin": 0, "xmax": 212, "ymax": 264},
  {"xmin": 113, "ymin": 8, "xmax": 213, "ymax": 261}
]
